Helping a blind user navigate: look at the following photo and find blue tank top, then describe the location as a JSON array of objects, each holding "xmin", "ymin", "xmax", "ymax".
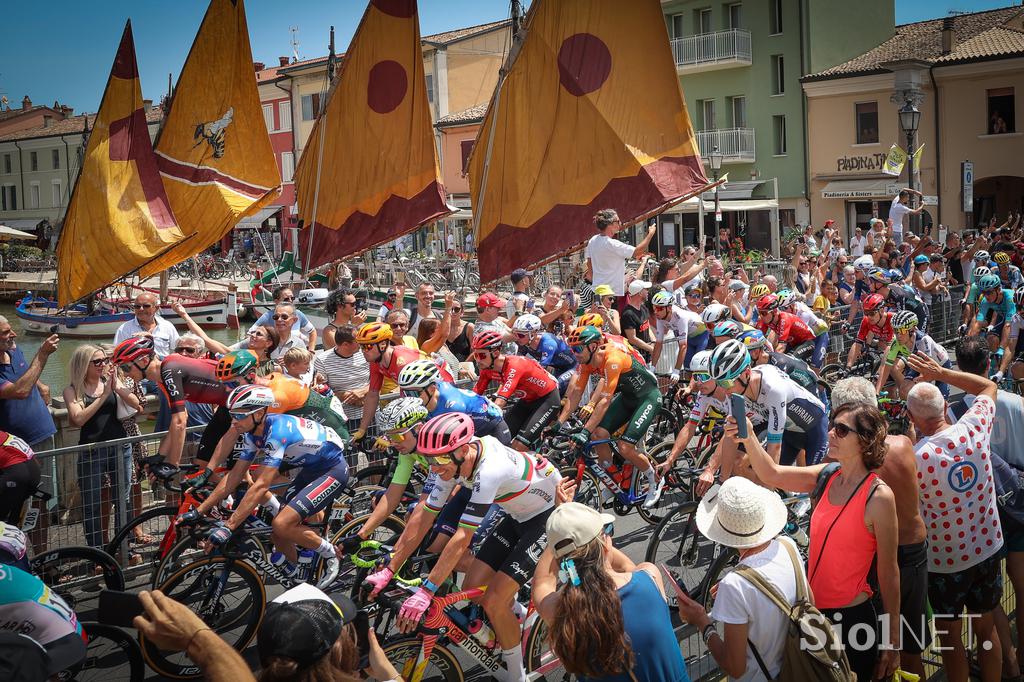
[
  {"xmin": 431, "ymin": 381, "xmax": 502, "ymax": 421},
  {"xmin": 578, "ymin": 571, "xmax": 690, "ymax": 682}
]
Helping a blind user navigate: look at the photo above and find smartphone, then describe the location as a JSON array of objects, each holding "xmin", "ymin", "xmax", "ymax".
[
  {"xmin": 395, "ymin": 270, "xmax": 406, "ymax": 285},
  {"xmin": 730, "ymin": 394, "xmax": 748, "ymax": 439},
  {"xmin": 98, "ymin": 590, "xmax": 145, "ymax": 628},
  {"xmin": 658, "ymin": 563, "xmax": 692, "ymax": 600},
  {"xmin": 354, "ymin": 610, "xmax": 371, "ymax": 669},
  {"xmin": 48, "ymin": 324, "xmax": 59, "ymax": 334}
]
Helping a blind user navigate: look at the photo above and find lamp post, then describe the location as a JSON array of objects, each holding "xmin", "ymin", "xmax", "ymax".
[
  {"xmin": 709, "ymin": 145, "xmax": 724, "ymax": 253},
  {"xmin": 898, "ymin": 98, "xmax": 921, "ymax": 233}
]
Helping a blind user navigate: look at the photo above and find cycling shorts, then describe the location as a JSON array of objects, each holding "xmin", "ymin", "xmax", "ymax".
[
  {"xmin": 432, "ymin": 486, "xmax": 472, "ymax": 538},
  {"xmin": 789, "ymin": 340, "xmax": 816, "ymax": 365},
  {"xmin": 553, "ymin": 367, "xmax": 576, "ymax": 397},
  {"xmin": 475, "ymin": 507, "xmax": 552, "ymax": 587},
  {"xmin": 472, "ymin": 414, "xmax": 512, "ymax": 446},
  {"xmin": 786, "ymin": 416, "xmax": 829, "ymax": 466},
  {"xmin": 598, "ymin": 388, "xmax": 662, "ymax": 445},
  {"xmin": 197, "ymin": 406, "xmax": 234, "ymax": 464},
  {"xmin": 684, "ymin": 332, "xmax": 710, "ymax": 368},
  {"xmin": 284, "ymin": 460, "xmax": 349, "ymax": 520},
  {"xmin": 988, "ymin": 320, "xmax": 1007, "ymax": 338},
  {"xmin": 505, "ymin": 391, "xmax": 561, "ymax": 448},
  {"xmin": 0, "ymin": 458, "xmax": 41, "ymax": 524}
]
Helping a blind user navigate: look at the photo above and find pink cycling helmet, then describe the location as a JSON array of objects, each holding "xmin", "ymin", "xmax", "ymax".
[{"xmin": 417, "ymin": 412, "xmax": 475, "ymax": 456}]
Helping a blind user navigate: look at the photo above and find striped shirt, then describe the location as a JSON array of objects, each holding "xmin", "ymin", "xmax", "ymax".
[{"xmin": 313, "ymin": 347, "xmax": 370, "ymax": 420}]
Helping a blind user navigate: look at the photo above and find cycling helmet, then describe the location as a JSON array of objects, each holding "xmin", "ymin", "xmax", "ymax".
[
  {"xmin": 995, "ymin": 252, "xmax": 1011, "ymax": 265},
  {"xmin": 756, "ymin": 293, "xmax": 780, "ymax": 312},
  {"xmin": 974, "ymin": 250, "xmax": 991, "ymax": 263},
  {"xmin": 978, "ymin": 273, "xmax": 1002, "ymax": 292},
  {"xmin": 713, "ymin": 320, "xmax": 742, "ymax": 338},
  {"xmin": 0, "ymin": 521, "xmax": 28, "ymax": 566},
  {"xmin": 567, "ymin": 325, "xmax": 604, "ymax": 347},
  {"xmin": 738, "ymin": 329, "xmax": 768, "ymax": 350},
  {"xmin": 689, "ymin": 349, "xmax": 713, "ymax": 374},
  {"xmin": 577, "ymin": 282, "xmax": 595, "ymax": 309},
  {"xmin": 226, "ymin": 384, "xmax": 276, "ymax": 415},
  {"xmin": 887, "ymin": 269, "xmax": 905, "ymax": 283},
  {"xmin": 398, "ymin": 358, "xmax": 441, "ymax": 390},
  {"xmin": 215, "ymin": 349, "xmax": 258, "ymax": 382},
  {"xmin": 749, "ymin": 283, "xmax": 770, "ymax": 300},
  {"xmin": 776, "ymin": 289, "xmax": 797, "ymax": 308},
  {"xmin": 974, "ymin": 266, "xmax": 992, "ymax": 280},
  {"xmin": 868, "ymin": 267, "xmax": 891, "ymax": 284},
  {"xmin": 577, "ymin": 312, "xmax": 605, "ymax": 328},
  {"xmin": 377, "ymin": 396, "xmax": 429, "ymax": 433},
  {"xmin": 862, "ymin": 293, "xmax": 886, "ymax": 312},
  {"xmin": 701, "ymin": 303, "xmax": 730, "ymax": 325},
  {"xmin": 651, "ymin": 291, "xmax": 674, "ymax": 308},
  {"xmin": 709, "ymin": 340, "xmax": 751, "ymax": 383},
  {"xmin": 471, "ymin": 329, "xmax": 504, "ymax": 351},
  {"xmin": 914, "ymin": 255, "xmax": 929, "ymax": 265},
  {"xmin": 511, "ymin": 314, "xmax": 543, "ymax": 334},
  {"xmin": 417, "ymin": 412, "xmax": 475, "ymax": 456},
  {"xmin": 892, "ymin": 310, "xmax": 919, "ymax": 332},
  {"xmin": 355, "ymin": 322, "xmax": 393, "ymax": 344},
  {"xmin": 112, "ymin": 336, "xmax": 155, "ymax": 365}
]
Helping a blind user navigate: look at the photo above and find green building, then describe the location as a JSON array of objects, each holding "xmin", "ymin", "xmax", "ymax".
[{"xmin": 656, "ymin": 0, "xmax": 895, "ymax": 253}]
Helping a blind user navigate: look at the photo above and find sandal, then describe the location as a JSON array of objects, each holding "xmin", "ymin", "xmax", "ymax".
[{"xmin": 131, "ymin": 533, "xmax": 156, "ymax": 545}]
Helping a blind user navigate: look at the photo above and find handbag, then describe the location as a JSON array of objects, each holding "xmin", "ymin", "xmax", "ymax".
[{"xmin": 114, "ymin": 391, "xmax": 138, "ymax": 420}]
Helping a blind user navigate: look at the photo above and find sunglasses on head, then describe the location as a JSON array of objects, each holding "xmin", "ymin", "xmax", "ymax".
[
  {"xmin": 829, "ymin": 419, "xmax": 862, "ymax": 439},
  {"xmin": 272, "ymin": 314, "xmax": 291, "ymax": 321},
  {"xmin": 90, "ymin": 358, "xmax": 108, "ymax": 367}
]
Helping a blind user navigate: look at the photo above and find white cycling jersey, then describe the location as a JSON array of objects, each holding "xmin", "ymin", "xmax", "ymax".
[
  {"xmin": 791, "ymin": 301, "xmax": 829, "ymax": 336},
  {"xmin": 687, "ymin": 392, "xmax": 729, "ymax": 425},
  {"xmin": 742, "ymin": 364, "xmax": 826, "ymax": 443},
  {"xmin": 654, "ymin": 305, "xmax": 706, "ymax": 341}
]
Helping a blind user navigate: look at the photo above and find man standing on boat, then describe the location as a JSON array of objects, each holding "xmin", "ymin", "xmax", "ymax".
[{"xmin": 0, "ymin": 317, "xmax": 57, "ymax": 450}]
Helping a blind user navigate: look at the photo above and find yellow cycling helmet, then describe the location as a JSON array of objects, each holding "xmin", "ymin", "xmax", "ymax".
[
  {"xmin": 577, "ymin": 312, "xmax": 605, "ymax": 328},
  {"xmin": 995, "ymin": 252, "xmax": 1011, "ymax": 265},
  {"xmin": 355, "ymin": 322, "xmax": 393, "ymax": 344},
  {"xmin": 750, "ymin": 283, "xmax": 770, "ymax": 300}
]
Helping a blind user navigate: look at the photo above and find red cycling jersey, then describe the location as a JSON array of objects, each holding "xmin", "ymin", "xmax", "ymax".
[
  {"xmin": 756, "ymin": 310, "xmax": 815, "ymax": 347},
  {"xmin": 159, "ymin": 354, "xmax": 232, "ymax": 413},
  {"xmin": 369, "ymin": 345, "xmax": 454, "ymax": 392},
  {"xmin": 856, "ymin": 311, "xmax": 895, "ymax": 345},
  {"xmin": 474, "ymin": 354, "xmax": 557, "ymax": 402},
  {"xmin": 0, "ymin": 431, "xmax": 33, "ymax": 468}
]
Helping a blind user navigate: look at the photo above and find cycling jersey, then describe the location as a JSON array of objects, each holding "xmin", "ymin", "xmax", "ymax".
[
  {"xmin": 765, "ymin": 351, "xmax": 818, "ymax": 394},
  {"xmin": 977, "ymin": 289, "xmax": 1017, "ymax": 324},
  {"xmin": 653, "ymin": 305, "xmax": 706, "ymax": 340},
  {"xmin": 792, "ymin": 302, "xmax": 829, "ymax": 336},
  {"xmin": 159, "ymin": 354, "xmax": 231, "ymax": 412},
  {"xmin": 262, "ymin": 373, "xmax": 349, "ymax": 438},
  {"xmin": 369, "ymin": 346, "xmax": 453, "ymax": 392},
  {"xmin": 1009, "ymin": 314, "xmax": 1024, "ymax": 356},
  {"xmin": 238, "ymin": 413, "xmax": 345, "ymax": 473},
  {"xmin": 391, "ymin": 452, "xmax": 432, "ymax": 488},
  {"xmin": 265, "ymin": 372, "xmax": 310, "ymax": 412},
  {"xmin": 965, "ymin": 283, "xmax": 981, "ymax": 306},
  {"xmin": 756, "ymin": 310, "xmax": 815, "ymax": 347},
  {"xmin": 0, "ymin": 522, "xmax": 28, "ymax": 570},
  {"xmin": 0, "ymin": 431, "xmax": 33, "ymax": 468},
  {"xmin": 885, "ymin": 330, "xmax": 950, "ymax": 366},
  {"xmin": 742, "ymin": 364, "xmax": 826, "ymax": 442},
  {"xmin": 520, "ymin": 332, "xmax": 577, "ymax": 374},
  {"xmin": 687, "ymin": 393, "xmax": 729, "ymax": 426},
  {"xmin": 886, "ymin": 285, "xmax": 927, "ymax": 320},
  {"xmin": 856, "ymin": 311, "xmax": 895, "ymax": 345},
  {"xmin": 577, "ymin": 345, "xmax": 660, "ymax": 399},
  {"xmin": 605, "ymin": 333, "xmax": 646, "ymax": 365},
  {"xmin": 0, "ymin": 564, "xmax": 86, "ymax": 648},
  {"xmin": 431, "ymin": 381, "xmax": 503, "ymax": 422},
  {"xmin": 474, "ymin": 354, "xmax": 557, "ymax": 402},
  {"xmin": 998, "ymin": 265, "xmax": 1024, "ymax": 291}
]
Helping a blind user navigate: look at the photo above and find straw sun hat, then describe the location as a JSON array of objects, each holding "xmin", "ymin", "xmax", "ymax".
[{"xmin": 696, "ymin": 478, "xmax": 788, "ymax": 549}]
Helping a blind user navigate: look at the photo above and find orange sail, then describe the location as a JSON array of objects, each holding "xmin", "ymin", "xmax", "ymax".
[
  {"xmin": 469, "ymin": 0, "xmax": 708, "ymax": 283},
  {"xmin": 56, "ymin": 21, "xmax": 188, "ymax": 305},
  {"xmin": 140, "ymin": 0, "xmax": 280, "ymax": 277},
  {"xmin": 295, "ymin": 0, "xmax": 450, "ymax": 269}
]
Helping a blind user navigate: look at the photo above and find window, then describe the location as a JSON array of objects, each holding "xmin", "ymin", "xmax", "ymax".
[
  {"xmin": 29, "ymin": 183, "xmax": 39, "ymax": 210},
  {"xmin": 460, "ymin": 139, "xmax": 475, "ymax": 175},
  {"xmin": 51, "ymin": 149, "xmax": 59, "ymax": 169},
  {"xmin": 696, "ymin": 8, "xmax": 712, "ymax": 34},
  {"xmin": 280, "ymin": 151, "xmax": 294, "ymax": 182},
  {"xmin": 30, "ymin": 152, "xmax": 38, "ymax": 172},
  {"xmin": 278, "ymin": 102, "xmax": 291, "ymax": 130},
  {"xmin": 731, "ymin": 96, "xmax": 747, "ymax": 128},
  {"xmin": 855, "ymin": 101, "xmax": 879, "ymax": 144},
  {"xmin": 52, "ymin": 180, "xmax": 62, "ymax": 207},
  {"xmin": 262, "ymin": 104, "xmax": 275, "ymax": 131},
  {"xmin": 668, "ymin": 13, "xmax": 684, "ymax": 39},
  {"xmin": 2, "ymin": 185, "xmax": 17, "ymax": 211},
  {"xmin": 425, "ymin": 74, "xmax": 434, "ymax": 105},
  {"xmin": 2, "ymin": 154, "xmax": 9, "ymax": 174},
  {"xmin": 770, "ymin": 0, "xmax": 783, "ymax": 34},
  {"xmin": 1, "ymin": 186, "xmax": 5, "ymax": 211},
  {"xmin": 728, "ymin": 3, "xmax": 742, "ymax": 29},
  {"xmin": 701, "ymin": 99, "xmax": 716, "ymax": 130},
  {"xmin": 988, "ymin": 87, "xmax": 1015, "ymax": 134},
  {"xmin": 771, "ymin": 55, "xmax": 785, "ymax": 95},
  {"xmin": 773, "ymin": 115, "xmax": 787, "ymax": 155},
  {"xmin": 300, "ymin": 93, "xmax": 320, "ymax": 121}
]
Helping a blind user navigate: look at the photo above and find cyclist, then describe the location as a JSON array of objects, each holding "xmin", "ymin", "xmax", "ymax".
[
  {"xmin": 471, "ymin": 330, "xmax": 560, "ymax": 451},
  {"xmin": 845, "ymin": 293, "xmax": 894, "ymax": 374},
  {"xmin": 710, "ymin": 339, "xmax": 829, "ymax": 467},
  {"xmin": 737, "ymin": 328, "xmax": 820, "ymax": 397},
  {"xmin": 995, "ymin": 251, "xmax": 1024, "ymax": 290},
  {"xmin": 970, "ymin": 274, "xmax": 1018, "ymax": 360},
  {"xmin": 700, "ymin": 303, "xmax": 731, "ymax": 349},
  {"xmin": 398, "ymin": 358, "xmax": 512, "ymax": 444},
  {"xmin": 0, "ymin": 431, "xmax": 39, "ymax": 524},
  {"xmin": 393, "ymin": 413, "xmax": 562, "ymax": 682},
  {"xmin": 960, "ymin": 266, "xmax": 992, "ymax": 333},
  {"xmin": 187, "ymin": 385, "xmax": 348, "ymax": 589},
  {"xmin": 778, "ymin": 289, "xmax": 830, "ymax": 368},
  {"xmin": 352, "ymin": 322, "xmax": 454, "ymax": 441},
  {"xmin": 868, "ymin": 267, "xmax": 929, "ymax": 331},
  {"xmin": 559, "ymin": 326, "xmax": 664, "ymax": 508},
  {"xmin": 876, "ymin": 310, "xmax": 952, "ymax": 398},
  {"xmin": 510, "ymin": 313, "xmax": 578, "ymax": 395},
  {"xmin": 650, "ymin": 290, "xmax": 707, "ymax": 382},
  {"xmin": 753, "ymin": 293, "xmax": 816, "ymax": 362}
]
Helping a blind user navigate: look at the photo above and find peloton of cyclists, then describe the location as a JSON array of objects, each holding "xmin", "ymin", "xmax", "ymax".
[{"xmin": 510, "ymin": 313, "xmax": 579, "ymax": 395}]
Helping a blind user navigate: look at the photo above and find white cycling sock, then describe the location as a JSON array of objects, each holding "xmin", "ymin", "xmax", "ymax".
[
  {"xmin": 511, "ymin": 599, "xmax": 528, "ymax": 621},
  {"xmin": 644, "ymin": 465, "xmax": 658, "ymax": 485},
  {"xmin": 316, "ymin": 538, "xmax": 336, "ymax": 558},
  {"xmin": 260, "ymin": 495, "xmax": 281, "ymax": 516},
  {"xmin": 501, "ymin": 646, "xmax": 527, "ymax": 682}
]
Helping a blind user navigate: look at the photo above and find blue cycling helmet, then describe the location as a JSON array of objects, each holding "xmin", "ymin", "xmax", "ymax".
[
  {"xmin": 978, "ymin": 274, "xmax": 1002, "ymax": 292},
  {"xmin": 868, "ymin": 267, "xmax": 891, "ymax": 284},
  {"xmin": 887, "ymin": 269, "xmax": 905, "ymax": 283},
  {"xmin": 738, "ymin": 329, "xmax": 768, "ymax": 350}
]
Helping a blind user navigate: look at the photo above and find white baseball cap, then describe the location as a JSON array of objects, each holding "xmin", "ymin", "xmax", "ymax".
[
  {"xmin": 546, "ymin": 502, "xmax": 615, "ymax": 558},
  {"xmin": 627, "ymin": 279, "xmax": 653, "ymax": 295}
]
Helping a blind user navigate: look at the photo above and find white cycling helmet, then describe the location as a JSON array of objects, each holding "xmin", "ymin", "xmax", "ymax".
[
  {"xmin": 650, "ymin": 290, "xmax": 674, "ymax": 308},
  {"xmin": 397, "ymin": 358, "xmax": 441, "ymax": 390},
  {"xmin": 376, "ymin": 396, "xmax": 429, "ymax": 433},
  {"xmin": 891, "ymin": 310, "xmax": 919, "ymax": 332},
  {"xmin": 776, "ymin": 290, "xmax": 798, "ymax": 308},
  {"xmin": 973, "ymin": 266, "xmax": 992, "ymax": 280},
  {"xmin": 709, "ymin": 339, "xmax": 751, "ymax": 383},
  {"xmin": 226, "ymin": 385, "xmax": 276, "ymax": 415},
  {"xmin": 511, "ymin": 314, "xmax": 543, "ymax": 334},
  {"xmin": 689, "ymin": 350, "xmax": 713, "ymax": 374},
  {"xmin": 701, "ymin": 303, "xmax": 730, "ymax": 325},
  {"xmin": 974, "ymin": 250, "xmax": 991, "ymax": 263}
]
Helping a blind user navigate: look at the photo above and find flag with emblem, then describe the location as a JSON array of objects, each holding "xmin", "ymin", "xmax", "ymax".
[
  {"xmin": 469, "ymin": 0, "xmax": 709, "ymax": 283},
  {"xmin": 295, "ymin": 0, "xmax": 450, "ymax": 269},
  {"xmin": 56, "ymin": 21, "xmax": 188, "ymax": 305},
  {"xmin": 140, "ymin": 0, "xmax": 280, "ymax": 277}
]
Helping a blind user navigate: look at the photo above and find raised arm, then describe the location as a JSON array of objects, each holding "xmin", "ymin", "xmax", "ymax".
[{"xmin": 170, "ymin": 303, "xmax": 230, "ymax": 355}]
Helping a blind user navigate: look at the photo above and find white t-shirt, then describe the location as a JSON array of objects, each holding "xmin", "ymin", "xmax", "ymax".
[
  {"xmin": 585, "ymin": 234, "xmax": 635, "ymax": 296},
  {"xmin": 850, "ymin": 235, "xmax": 867, "ymax": 257},
  {"xmin": 711, "ymin": 537, "xmax": 803, "ymax": 682},
  {"xmin": 889, "ymin": 196, "xmax": 911, "ymax": 236},
  {"xmin": 915, "ymin": 395, "xmax": 1003, "ymax": 574},
  {"xmin": 947, "ymin": 390, "xmax": 1024, "ymax": 471}
]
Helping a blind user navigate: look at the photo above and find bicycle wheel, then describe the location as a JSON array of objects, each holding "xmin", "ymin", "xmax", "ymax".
[
  {"xmin": 105, "ymin": 505, "xmax": 179, "ymax": 587},
  {"xmin": 153, "ymin": 531, "xmax": 265, "ymax": 589},
  {"xmin": 66, "ymin": 621, "xmax": 146, "ymax": 682},
  {"xmin": 634, "ymin": 441, "xmax": 692, "ymax": 525},
  {"xmin": 143, "ymin": 557, "xmax": 265, "ymax": 679},
  {"xmin": 701, "ymin": 549, "xmax": 739, "ymax": 612},
  {"xmin": 381, "ymin": 637, "xmax": 464, "ymax": 682},
  {"xmin": 523, "ymin": 614, "xmax": 574, "ymax": 681},
  {"xmin": 559, "ymin": 467, "xmax": 601, "ymax": 511},
  {"xmin": 644, "ymin": 406, "xmax": 678, "ymax": 450},
  {"xmin": 819, "ymin": 363, "xmax": 847, "ymax": 385},
  {"xmin": 644, "ymin": 501, "xmax": 723, "ymax": 603},
  {"xmin": 32, "ymin": 546, "xmax": 125, "ymax": 624}
]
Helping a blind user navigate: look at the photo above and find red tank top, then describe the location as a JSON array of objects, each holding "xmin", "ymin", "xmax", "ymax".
[{"xmin": 808, "ymin": 471, "xmax": 878, "ymax": 609}]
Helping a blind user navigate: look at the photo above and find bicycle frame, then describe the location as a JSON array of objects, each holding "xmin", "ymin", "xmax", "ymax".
[{"xmin": 573, "ymin": 438, "xmax": 647, "ymax": 506}]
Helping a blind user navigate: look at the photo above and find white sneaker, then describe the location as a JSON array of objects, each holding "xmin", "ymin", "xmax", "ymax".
[
  {"xmin": 315, "ymin": 556, "xmax": 340, "ymax": 590},
  {"xmin": 643, "ymin": 476, "xmax": 666, "ymax": 510}
]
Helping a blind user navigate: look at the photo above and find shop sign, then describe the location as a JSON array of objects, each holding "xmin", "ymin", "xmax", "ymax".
[{"xmin": 835, "ymin": 153, "xmax": 888, "ymax": 173}]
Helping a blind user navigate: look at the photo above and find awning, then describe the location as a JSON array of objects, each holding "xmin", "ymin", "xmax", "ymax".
[
  {"xmin": 0, "ymin": 218, "xmax": 46, "ymax": 231},
  {"xmin": 669, "ymin": 198, "xmax": 778, "ymax": 214},
  {"xmin": 819, "ymin": 178, "xmax": 897, "ymax": 200},
  {"xmin": 234, "ymin": 206, "xmax": 282, "ymax": 229},
  {"xmin": 700, "ymin": 180, "xmax": 763, "ymax": 201}
]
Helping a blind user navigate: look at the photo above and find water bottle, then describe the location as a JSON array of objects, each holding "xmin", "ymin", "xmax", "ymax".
[
  {"xmin": 270, "ymin": 551, "xmax": 297, "ymax": 578},
  {"xmin": 467, "ymin": 617, "xmax": 497, "ymax": 651},
  {"xmin": 296, "ymin": 549, "xmax": 316, "ymax": 580}
]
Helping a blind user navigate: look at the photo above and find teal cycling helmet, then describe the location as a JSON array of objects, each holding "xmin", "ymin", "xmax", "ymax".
[
  {"xmin": 978, "ymin": 274, "xmax": 1002, "ymax": 292},
  {"xmin": 709, "ymin": 340, "xmax": 751, "ymax": 384},
  {"xmin": 713, "ymin": 320, "xmax": 742, "ymax": 338}
]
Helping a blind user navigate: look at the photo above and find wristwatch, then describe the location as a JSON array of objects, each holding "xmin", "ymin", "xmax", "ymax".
[{"xmin": 701, "ymin": 621, "xmax": 719, "ymax": 645}]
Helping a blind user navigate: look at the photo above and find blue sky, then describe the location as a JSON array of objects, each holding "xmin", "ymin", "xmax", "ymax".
[{"xmin": 0, "ymin": 0, "xmax": 1017, "ymax": 114}]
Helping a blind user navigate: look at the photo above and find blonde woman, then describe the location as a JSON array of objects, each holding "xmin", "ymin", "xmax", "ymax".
[{"xmin": 63, "ymin": 345, "xmax": 141, "ymax": 548}]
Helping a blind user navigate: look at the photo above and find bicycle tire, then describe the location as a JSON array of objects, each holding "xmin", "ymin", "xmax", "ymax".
[
  {"xmin": 645, "ymin": 406, "xmax": 678, "ymax": 449},
  {"xmin": 68, "ymin": 621, "xmax": 146, "ymax": 682},
  {"xmin": 819, "ymin": 363, "xmax": 848, "ymax": 385},
  {"xmin": 104, "ymin": 504, "xmax": 179, "ymax": 585},
  {"xmin": 645, "ymin": 501, "xmax": 723, "ymax": 604},
  {"xmin": 701, "ymin": 549, "xmax": 739, "ymax": 612},
  {"xmin": 32, "ymin": 546, "xmax": 125, "ymax": 624},
  {"xmin": 142, "ymin": 557, "xmax": 265, "ymax": 679},
  {"xmin": 559, "ymin": 466, "xmax": 602, "ymax": 512},
  {"xmin": 381, "ymin": 637, "xmax": 465, "ymax": 682},
  {"xmin": 152, "ymin": 531, "xmax": 265, "ymax": 589},
  {"xmin": 634, "ymin": 441, "xmax": 691, "ymax": 525},
  {"xmin": 523, "ymin": 614, "xmax": 574, "ymax": 681}
]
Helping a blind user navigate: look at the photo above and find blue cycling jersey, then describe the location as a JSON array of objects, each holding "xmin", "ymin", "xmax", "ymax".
[
  {"xmin": 977, "ymin": 289, "xmax": 1018, "ymax": 324},
  {"xmin": 431, "ymin": 381, "xmax": 503, "ymax": 422},
  {"xmin": 239, "ymin": 413, "xmax": 345, "ymax": 472},
  {"xmin": 998, "ymin": 266, "xmax": 1024, "ymax": 291},
  {"xmin": 520, "ymin": 332, "xmax": 578, "ymax": 374}
]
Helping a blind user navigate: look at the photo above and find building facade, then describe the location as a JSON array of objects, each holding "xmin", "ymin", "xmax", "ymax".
[{"xmin": 0, "ymin": 96, "xmax": 73, "ymax": 137}]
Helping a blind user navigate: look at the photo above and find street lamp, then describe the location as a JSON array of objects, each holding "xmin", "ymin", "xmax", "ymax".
[
  {"xmin": 709, "ymin": 145, "xmax": 724, "ymax": 227},
  {"xmin": 899, "ymin": 99, "xmax": 921, "ymax": 231}
]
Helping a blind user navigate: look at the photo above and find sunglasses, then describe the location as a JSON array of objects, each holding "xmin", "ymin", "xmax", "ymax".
[
  {"xmin": 133, "ymin": 303, "xmax": 154, "ymax": 310},
  {"xmin": 386, "ymin": 427, "xmax": 413, "ymax": 443},
  {"xmin": 342, "ymin": 301, "xmax": 356, "ymax": 307},
  {"xmin": 360, "ymin": 344, "xmax": 377, "ymax": 351},
  {"xmin": 830, "ymin": 419, "xmax": 861, "ymax": 439},
  {"xmin": 401, "ymin": 388, "xmax": 425, "ymax": 398},
  {"xmin": 272, "ymin": 314, "xmax": 291, "ymax": 321},
  {"xmin": 686, "ymin": 292, "xmax": 702, "ymax": 298},
  {"xmin": 229, "ymin": 410, "xmax": 259, "ymax": 421},
  {"xmin": 603, "ymin": 521, "xmax": 615, "ymax": 537},
  {"xmin": 391, "ymin": 322, "xmax": 408, "ymax": 329},
  {"xmin": 426, "ymin": 454, "xmax": 454, "ymax": 466},
  {"xmin": 570, "ymin": 345, "xmax": 585, "ymax": 354},
  {"xmin": 175, "ymin": 347, "xmax": 199, "ymax": 355},
  {"xmin": 473, "ymin": 351, "xmax": 493, "ymax": 360},
  {"xmin": 452, "ymin": 307, "xmax": 462, "ymax": 313},
  {"xmin": 513, "ymin": 332, "xmax": 531, "ymax": 339},
  {"xmin": 279, "ymin": 296, "xmax": 294, "ymax": 302},
  {"xmin": 247, "ymin": 330, "xmax": 267, "ymax": 338},
  {"xmin": 90, "ymin": 358, "xmax": 108, "ymax": 367},
  {"xmin": 118, "ymin": 362, "xmax": 135, "ymax": 373},
  {"xmin": 388, "ymin": 294, "xmax": 397, "ymax": 300}
]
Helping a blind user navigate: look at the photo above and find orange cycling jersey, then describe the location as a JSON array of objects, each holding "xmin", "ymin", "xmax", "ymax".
[
  {"xmin": 605, "ymin": 333, "xmax": 646, "ymax": 365},
  {"xmin": 264, "ymin": 373, "xmax": 310, "ymax": 413},
  {"xmin": 369, "ymin": 345, "xmax": 454, "ymax": 392},
  {"xmin": 576, "ymin": 344, "xmax": 658, "ymax": 397}
]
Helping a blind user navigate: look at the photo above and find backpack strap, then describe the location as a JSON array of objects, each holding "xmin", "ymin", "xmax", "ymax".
[
  {"xmin": 747, "ymin": 639, "xmax": 774, "ymax": 680},
  {"xmin": 734, "ymin": 560, "xmax": 795, "ymax": 617}
]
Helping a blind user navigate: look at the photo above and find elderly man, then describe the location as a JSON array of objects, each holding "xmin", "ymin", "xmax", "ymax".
[
  {"xmin": 0, "ymin": 317, "xmax": 57, "ymax": 448},
  {"xmin": 584, "ymin": 209, "xmax": 657, "ymax": 307},
  {"xmin": 270, "ymin": 303, "xmax": 307, "ymax": 360},
  {"xmin": 114, "ymin": 292, "xmax": 178, "ymax": 358},
  {"xmin": 249, "ymin": 286, "xmax": 317, "ymax": 350}
]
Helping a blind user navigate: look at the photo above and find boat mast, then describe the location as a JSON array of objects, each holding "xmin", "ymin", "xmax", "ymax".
[
  {"xmin": 159, "ymin": 72, "xmax": 173, "ymax": 304},
  {"xmin": 301, "ymin": 26, "xmax": 336, "ymax": 281}
]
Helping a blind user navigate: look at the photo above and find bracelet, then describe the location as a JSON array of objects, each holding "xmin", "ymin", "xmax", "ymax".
[
  {"xmin": 701, "ymin": 622, "xmax": 718, "ymax": 645},
  {"xmin": 423, "ymin": 579, "xmax": 440, "ymax": 594},
  {"xmin": 186, "ymin": 627, "xmax": 212, "ymax": 654}
]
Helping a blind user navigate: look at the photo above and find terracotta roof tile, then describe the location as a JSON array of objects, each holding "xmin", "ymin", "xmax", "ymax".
[
  {"xmin": 435, "ymin": 103, "xmax": 487, "ymax": 127},
  {"xmin": 0, "ymin": 107, "xmax": 162, "ymax": 142},
  {"xmin": 935, "ymin": 25, "xmax": 1024, "ymax": 62},
  {"xmin": 422, "ymin": 19, "xmax": 510, "ymax": 45}
]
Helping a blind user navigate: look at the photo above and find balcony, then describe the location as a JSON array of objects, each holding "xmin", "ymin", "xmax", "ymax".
[
  {"xmin": 671, "ymin": 29, "xmax": 752, "ymax": 74},
  {"xmin": 696, "ymin": 128, "xmax": 756, "ymax": 164}
]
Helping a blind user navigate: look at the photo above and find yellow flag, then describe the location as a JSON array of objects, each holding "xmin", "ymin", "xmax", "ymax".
[
  {"xmin": 469, "ymin": 0, "xmax": 708, "ymax": 283},
  {"xmin": 56, "ymin": 22, "xmax": 188, "ymax": 305},
  {"xmin": 141, "ymin": 0, "xmax": 280, "ymax": 277},
  {"xmin": 295, "ymin": 0, "xmax": 450, "ymax": 269},
  {"xmin": 882, "ymin": 144, "xmax": 907, "ymax": 177},
  {"xmin": 912, "ymin": 143, "xmax": 925, "ymax": 171}
]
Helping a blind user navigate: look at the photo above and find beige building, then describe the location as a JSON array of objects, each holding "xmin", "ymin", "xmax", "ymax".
[{"xmin": 803, "ymin": 6, "xmax": 1024, "ymax": 239}]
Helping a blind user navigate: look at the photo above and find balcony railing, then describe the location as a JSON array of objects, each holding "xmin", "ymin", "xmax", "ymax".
[
  {"xmin": 696, "ymin": 128, "xmax": 756, "ymax": 164},
  {"xmin": 671, "ymin": 29, "xmax": 752, "ymax": 72}
]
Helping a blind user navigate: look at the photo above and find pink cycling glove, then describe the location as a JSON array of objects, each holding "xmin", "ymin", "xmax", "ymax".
[
  {"xmin": 399, "ymin": 587, "xmax": 433, "ymax": 624},
  {"xmin": 364, "ymin": 566, "xmax": 394, "ymax": 598}
]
